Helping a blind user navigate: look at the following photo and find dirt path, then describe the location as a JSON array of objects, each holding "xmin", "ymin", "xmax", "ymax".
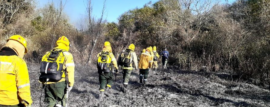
[{"xmin": 29, "ymin": 64, "xmax": 270, "ymax": 107}]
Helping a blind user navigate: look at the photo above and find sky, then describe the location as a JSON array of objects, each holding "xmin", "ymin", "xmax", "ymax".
[
  {"xmin": 37, "ymin": 0, "xmax": 159, "ymax": 28},
  {"xmin": 37, "ymin": 0, "xmax": 236, "ymax": 28}
]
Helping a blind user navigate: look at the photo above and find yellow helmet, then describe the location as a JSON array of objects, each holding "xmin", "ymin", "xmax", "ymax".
[
  {"xmin": 146, "ymin": 47, "xmax": 151, "ymax": 52},
  {"xmin": 153, "ymin": 46, "xmax": 156, "ymax": 51},
  {"xmin": 7, "ymin": 35, "xmax": 27, "ymax": 53},
  {"xmin": 104, "ymin": 41, "xmax": 111, "ymax": 46},
  {"xmin": 128, "ymin": 44, "xmax": 135, "ymax": 51},
  {"xmin": 142, "ymin": 49, "xmax": 145, "ymax": 53},
  {"xmin": 149, "ymin": 46, "xmax": 153, "ymax": 52},
  {"xmin": 56, "ymin": 36, "xmax": 70, "ymax": 46}
]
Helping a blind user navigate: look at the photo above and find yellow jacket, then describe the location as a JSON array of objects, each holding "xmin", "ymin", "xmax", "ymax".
[
  {"xmin": 153, "ymin": 51, "xmax": 160, "ymax": 61},
  {"xmin": 149, "ymin": 51, "xmax": 154, "ymax": 67},
  {"xmin": 138, "ymin": 51, "xmax": 152, "ymax": 69},
  {"xmin": 97, "ymin": 46, "xmax": 119, "ymax": 70},
  {"xmin": 0, "ymin": 48, "xmax": 32, "ymax": 105},
  {"xmin": 43, "ymin": 43, "xmax": 75, "ymax": 87}
]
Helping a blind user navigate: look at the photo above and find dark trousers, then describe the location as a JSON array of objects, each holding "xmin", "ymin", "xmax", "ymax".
[
  {"xmin": 162, "ymin": 57, "xmax": 168, "ymax": 68},
  {"xmin": 44, "ymin": 81, "xmax": 67, "ymax": 107},
  {"xmin": 122, "ymin": 69, "xmax": 132, "ymax": 85},
  {"xmin": 99, "ymin": 71, "xmax": 113, "ymax": 91},
  {"xmin": 139, "ymin": 69, "xmax": 149, "ymax": 83}
]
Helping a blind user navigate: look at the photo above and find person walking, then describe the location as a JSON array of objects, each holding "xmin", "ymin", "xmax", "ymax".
[
  {"xmin": 97, "ymin": 41, "xmax": 119, "ymax": 99},
  {"xmin": 148, "ymin": 46, "xmax": 154, "ymax": 73},
  {"xmin": 0, "ymin": 35, "xmax": 32, "ymax": 107},
  {"xmin": 152, "ymin": 46, "xmax": 160, "ymax": 72},
  {"xmin": 40, "ymin": 36, "xmax": 75, "ymax": 107},
  {"xmin": 118, "ymin": 44, "xmax": 138, "ymax": 89},
  {"xmin": 138, "ymin": 47, "xmax": 152, "ymax": 86},
  {"xmin": 161, "ymin": 48, "xmax": 169, "ymax": 69}
]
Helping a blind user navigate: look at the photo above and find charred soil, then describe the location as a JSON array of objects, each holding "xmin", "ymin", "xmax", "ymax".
[{"xmin": 28, "ymin": 63, "xmax": 270, "ymax": 107}]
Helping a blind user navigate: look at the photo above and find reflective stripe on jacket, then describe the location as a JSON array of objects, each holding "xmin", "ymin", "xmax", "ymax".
[{"xmin": 0, "ymin": 56, "xmax": 32, "ymax": 105}]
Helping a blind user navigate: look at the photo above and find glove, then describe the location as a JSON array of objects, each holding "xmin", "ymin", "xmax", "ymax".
[{"xmin": 115, "ymin": 69, "xmax": 119, "ymax": 74}]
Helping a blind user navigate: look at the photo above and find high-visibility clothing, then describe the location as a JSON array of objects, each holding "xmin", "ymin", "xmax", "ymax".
[
  {"xmin": 43, "ymin": 43, "xmax": 75, "ymax": 87},
  {"xmin": 97, "ymin": 46, "xmax": 118, "ymax": 70},
  {"xmin": 147, "ymin": 47, "xmax": 154, "ymax": 65},
  {"xmin": 153, "ymin": 51, "xmax": 160, "ymax": 59},
  {"xmin": 0, "ymin": 48, "xmax": 32, "ymax": 105},
  {"xmin": 150, "ymin": 51, "xmax": 154, "ymax": 67},
  {"xmin": 152, "ymin": 51, "xmax": 160, "ymax": 69},
  {"xmin": 138, "ymin": 51, "xmax": 152, "ymax": 69},
  {"xmin": 121, "ymin": 51, "xmax": 138, "ymax": 70},
  {"xmin": 153, "ymin": 61, "xmax": 158, "ymax": 69}
]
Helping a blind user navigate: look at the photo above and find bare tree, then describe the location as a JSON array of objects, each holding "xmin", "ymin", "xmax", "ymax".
[
  {"xmin": 87, "ymin": 0, "xmax": 107, "ymax": 64},
  {"xmin": 50, "ymin": 0, "xmax": 67, "ymax": 49},
  {"xmin": 0, "ymin": 0, "xmax": 33, "ymax": 27}
]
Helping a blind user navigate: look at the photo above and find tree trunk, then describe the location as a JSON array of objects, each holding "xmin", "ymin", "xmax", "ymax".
[
  {"xmin": 86, "ymin": 0, "xmax": 106, "ymax": 64},
  {"xmin": 87, "ymin": 35, "xmax": 98, "ymax": 64}
]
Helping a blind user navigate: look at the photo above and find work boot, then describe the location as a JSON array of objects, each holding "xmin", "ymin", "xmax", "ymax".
[
  {"xmin": 123, "ymin": 84, "xmax": 128, "ymax": 88},
  {"xmin": 143, "ymin": 79, "xmax": 147, "ymax": 86},
  {"xmin": 139, "ymin": 75, "xmax": 143, "ymax": 83},
  {"xmin": 122, "ymin": 84, "xmax": 128, "ymax": 93},
  {"xmin": 155, "ymin": 68, "xmax": 158, "ymax": 75}
]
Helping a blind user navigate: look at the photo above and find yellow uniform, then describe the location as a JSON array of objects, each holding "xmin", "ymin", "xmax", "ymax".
[
  {"xmin": 148, "ymin": 47, "xmax": 154, "ymax": 68},
  {"xmin": 118, "ymin": 44, "xmax": 138, "ymax": 86},
  {"xmin": 138, "ymin": 51, "xmax": 152, "ymax": 69},
  {"xmin": 43, "ymin": 37, "xmax": 75, "ymax": 87},
  {"xmin": 138, "ymin": 48, "xmax": 152, "ymax": 85},
  {"xmin": 42, "ymin": 50, "xmax": 75, "ymax": 87},
  {"xmin": 0, "ymin": 55, "xmax": 32, "ymax": 105},
  {"xmin": 97, "ymin": 41, "xmax": 119, "ymax": 92},
  {"xmin": 42, "ymin": 36, "xmax": 75, "ymax": 107},
  {"xmin": 97, "ymin": 48, "xmax": 118, "ymax": 70},
  {"xmin": 0, "ymin": 35, "xmax": 32, "ymax": 106},
  {"xmin": 152, "ymin": 51, "xmax": 160, "ymax": 69}
]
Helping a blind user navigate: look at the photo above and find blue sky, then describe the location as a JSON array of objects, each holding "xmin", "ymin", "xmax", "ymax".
[
  {"xmin": 37, "ymin": 0, "xmax": 159, "ymax": 26},
  {"xmin": 37, "ymin": 0, "xmax": 236, "ymax": 28}
]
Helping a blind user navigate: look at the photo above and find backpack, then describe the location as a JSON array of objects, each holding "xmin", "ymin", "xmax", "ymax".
[
  {"xmin": 97, "ymin": 51, "xmax": 111, "ymax": 73},
  {"xmin": 118, "ymin": 49, "xmax": 132, "ymax": 67},
  {"xmin": 153, "ymin": 52, "xmax": 158, "ymax": 61},
  {"xmin": 39, "ymin": 50, "xmax": 66, "ymax": 82}
]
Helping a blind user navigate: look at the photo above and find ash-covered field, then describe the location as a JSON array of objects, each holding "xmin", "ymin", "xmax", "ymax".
[{"xmin": 28, "ymin": 63, "xmax": 270, "ymax": 107}]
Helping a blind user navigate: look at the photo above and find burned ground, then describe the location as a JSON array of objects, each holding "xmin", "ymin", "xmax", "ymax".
[{"xmin": 28, "ymin": 63, "xmax": 270, "ymax": 107}]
